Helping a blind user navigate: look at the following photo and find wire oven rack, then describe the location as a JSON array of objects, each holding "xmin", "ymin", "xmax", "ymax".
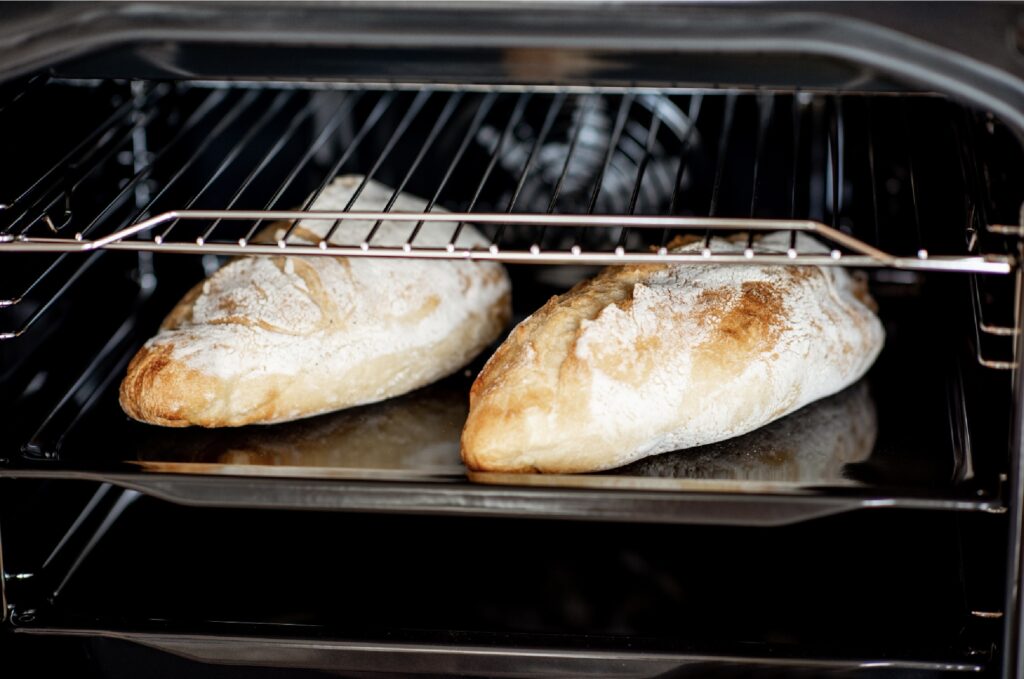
[
  {"xmin": 0, "ymin": 81, "xmax": 1018, "ymax": 269},
  {"xmin": 0, "ymin": 79, "xmax": 1021, "ymax": 365}
]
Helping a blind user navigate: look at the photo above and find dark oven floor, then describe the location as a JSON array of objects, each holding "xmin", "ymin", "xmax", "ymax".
[{"xmin": 0, "ymin": 484, "xmax": 1009, "ymax": 676}]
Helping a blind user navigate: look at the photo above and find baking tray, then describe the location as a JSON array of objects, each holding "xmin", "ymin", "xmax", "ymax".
[{"xmin": 0, "ymin": 257, "xmax": 1010, "ymax": 526}]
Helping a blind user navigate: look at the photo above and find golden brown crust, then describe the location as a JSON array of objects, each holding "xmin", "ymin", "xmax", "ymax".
[
  {"xmin": 119, "ymin": 343, "xmax": 210, "ymax": 427},
  {"xmin": 461, "ymin": 233, "xmax": 884, "ymax": 474},
  {"xmin": 121, "ymin": 180, "xmax": 511, "ymax": 428},
  {"xmin": 122, "ymin": 293, "xmax": 510, "ymax": 429}
]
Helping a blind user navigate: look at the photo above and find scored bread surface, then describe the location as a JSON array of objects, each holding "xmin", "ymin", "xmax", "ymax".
[
  {"xmin": 120, "ymin": 175, "xmax": 512, "ymax": 427},
  {"xmin": 461, "ymin": 232, "xmax": 885, "ymax": 473}
]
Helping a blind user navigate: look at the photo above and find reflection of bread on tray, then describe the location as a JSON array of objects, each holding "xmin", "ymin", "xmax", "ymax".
[
  {"xmin": 135, "ymin": 383, "xmax": 467, "ymax": 472},
  {"xmin": 120, "ymin": 175, "xmax": 511, "ymax": 428},
  {"xmin": 616, "ymin": 381, "xmax": 876, "ymax": 483},
  {"xmin": 462, "ymin": 232, "xmax": 885, "ymax": 473}
]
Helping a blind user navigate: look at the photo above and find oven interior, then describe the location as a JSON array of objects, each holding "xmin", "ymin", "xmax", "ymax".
[{"xmin": 1, "ymin": 69, "xmax": 1023, "ymax": 677}]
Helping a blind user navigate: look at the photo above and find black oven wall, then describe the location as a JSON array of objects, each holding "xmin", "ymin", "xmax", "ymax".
[{"xmin": 2, "ymin": 2, "xmax": 1024, "ymax": 133}]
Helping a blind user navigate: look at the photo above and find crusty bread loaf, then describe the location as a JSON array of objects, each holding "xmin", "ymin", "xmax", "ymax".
[
  {"xmin": 616, "ymin": 380, "xmax": 876, "ymax": 484},
  {"xmin": 461, "ymin": 232, "xmax": 884, "ymax": 473},
  {"xmin": 120, "ymin": 176, "xmax": 511, "ymax": 427}
]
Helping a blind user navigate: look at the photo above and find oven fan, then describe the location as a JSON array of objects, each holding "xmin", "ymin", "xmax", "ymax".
[{"xmin": 476, "ymin": 94, "xmax": 700, "ymax": 251}]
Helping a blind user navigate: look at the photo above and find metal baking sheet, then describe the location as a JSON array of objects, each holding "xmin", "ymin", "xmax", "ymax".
[
  {"xmin": 1, "ymin": 263, "xmax": 1007, "ymax": 525},
  {"xmin": 13, "ymin": 627, "xmax": 987, "ymax": 677},
  {"xmin": 128, "ymin": 380, "xmax": 877, "ymax": 492}
]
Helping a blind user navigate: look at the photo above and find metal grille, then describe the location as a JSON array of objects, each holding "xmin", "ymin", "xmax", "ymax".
[
  {"xmin": 0, "ymin": 80, "xmax": 1021, "ymax": 367},
  {"xmin": 0, "ymin": 81, "xmax": 1018, "ymax": 271}
]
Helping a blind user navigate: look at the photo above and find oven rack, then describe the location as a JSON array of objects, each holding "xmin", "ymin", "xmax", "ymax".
[
  {"xmin": 1, "ymin": 209, "xmax": 1015, "ymax": 273},
  {"xmin": 1, "ymin": 80, "xmax": 1021, "ymax": 360},
  {"xmin": 0, "ymin": 484, "xmax": 999, "ymax": 675},
  {"xmin": 10, "ymin": 626, "xmax": 989, "ymax": 676},
  {"xmin": 0, "ymin": 81, "xmax": 1017, "ymax": 272}
]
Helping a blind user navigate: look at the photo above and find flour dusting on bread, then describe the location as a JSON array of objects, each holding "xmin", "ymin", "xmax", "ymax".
[
  {"xmin": 461, "ymin": 232, "xmax": 884, "ymax": 473},
  {"xmin": 120, "ymin": 176, "xmax": 511, "ymax": 427}
]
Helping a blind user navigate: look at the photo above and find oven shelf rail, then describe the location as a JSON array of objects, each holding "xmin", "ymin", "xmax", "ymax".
[
  {"xmin": 1, "ymin": 209, "xmax": 1014, "ymax": 273},
  {"xmin": 0, "ymin": 81, "xmax": 1021, "ymax": 367},
  {"xmin": 0, "ymin": 81, "xmax": 1018, "ymax": 273}
]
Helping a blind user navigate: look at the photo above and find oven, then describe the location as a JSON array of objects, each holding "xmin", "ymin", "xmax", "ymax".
[{"xmin": 3, "ymin": 2, "xmax": 1024, "ymax": 677}]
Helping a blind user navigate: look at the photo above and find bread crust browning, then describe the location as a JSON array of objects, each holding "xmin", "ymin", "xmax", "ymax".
[
  {"xmin": 120, "ymin": 177, "xmax": 511, "ymax": 428},
  {"xmin": 461, "ymin": 232, "xmax": 885, "ymax": 474}
]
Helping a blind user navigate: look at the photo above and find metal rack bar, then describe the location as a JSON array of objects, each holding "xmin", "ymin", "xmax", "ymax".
[
  {"xmin": 1, "ymin": 88, "xmax": 147, "ymax": 234},
  {"xmin": 407, "ymin": 93, "xmax": 498, "ymax": 248},
  {"xmin": 4, "ymin": 209, "xmax": 1010, "ymax": 272},
  {"xmin": 788, "ymin": 93, "xmax": 806, "ymax": 256},
  {"xmin": 745, "ymin": 94, "xmax": 775, "ymax": 255},
  {"xmin": 321, "ymin": 90, "xmax": 433, "ymax": 245},
  {"xmin": 618, "ymin": 109, "xmax": 662, "ymax": 252},
  {"xmin": 159, "ymin": 90, "xmax": 294, "ymax": 244},
  {"xmin": 241, "ymin": 91, "xmax": 364, "ymax": 244},
  {"xmin": 901, "ymin": 99, "xmax": 927, "ymax": 258},
  {"xmin": 661, "ymin": 94, "xmax": 702, "ymax": 252},
  {"xmin": 576, "ymin": 93, "xmax": 634, "ymax": 252},
  {"xmin": 364, "ymin": 91, "xmax": 464, "ymax": 248},
  {"xmin": 448, "ymin": 92, "xmax": 532, "ymax": 248},
  {"xmin": 703, "ymin": 93, "xmax": 738, "ymax": 254},
  {"xmin": 492, "ymin": 92, "xmax": 567, "ymax": 251},
  {"xmin": 202, "ymin": 94, "xmax": 323, "ymax": 243},
  {"xmin": 0, "ymin": 86, "xmax": 1015, "ymax": 278},
  {"xmin": 749, "ymin": 95, "xmax": 773, "ymax": 219},
  {"xmin": 534, "ymin": 94, "xmax": 600, "ymax": 252},
  {"xmin": 150, "ymin": 90, "xmax": 262, "ymax": 243},
  {"xmin": 865, "ymin": 99, "xmax": 882, "ymax": 249},
  {"xmin": 278, "ymin": 90, "xmax": 402, "ymax": 243},
  {"xmin": 824, "ymin": 96, "xmax": 845, "ymax": 265}
]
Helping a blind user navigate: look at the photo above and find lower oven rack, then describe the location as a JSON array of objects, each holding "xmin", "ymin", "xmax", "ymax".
[
  {"xmin": 0, "ymin": 489, "xmax": 1002, "ymax": 675},
  {"xmin": 10, "ymin": 627, "xmax": 990, "ymax": 676}
]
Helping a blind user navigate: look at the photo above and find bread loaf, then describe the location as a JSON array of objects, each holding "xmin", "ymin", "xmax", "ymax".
[
  {"xmin": 461, "ymin": 232, "xmax": 884, "ymax": 473},
  {"xmin": 120, "ymin": 176, "xmax": 511, "ymax": 427},
  {"xmin": 616, "ymin": 380, "xmax": 876, "ymax": 484}
]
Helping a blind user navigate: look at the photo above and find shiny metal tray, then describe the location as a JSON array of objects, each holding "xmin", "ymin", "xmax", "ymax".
[{"xmin": 1, "ymin": 360, "xmax": 1004, "ymax": 526}]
